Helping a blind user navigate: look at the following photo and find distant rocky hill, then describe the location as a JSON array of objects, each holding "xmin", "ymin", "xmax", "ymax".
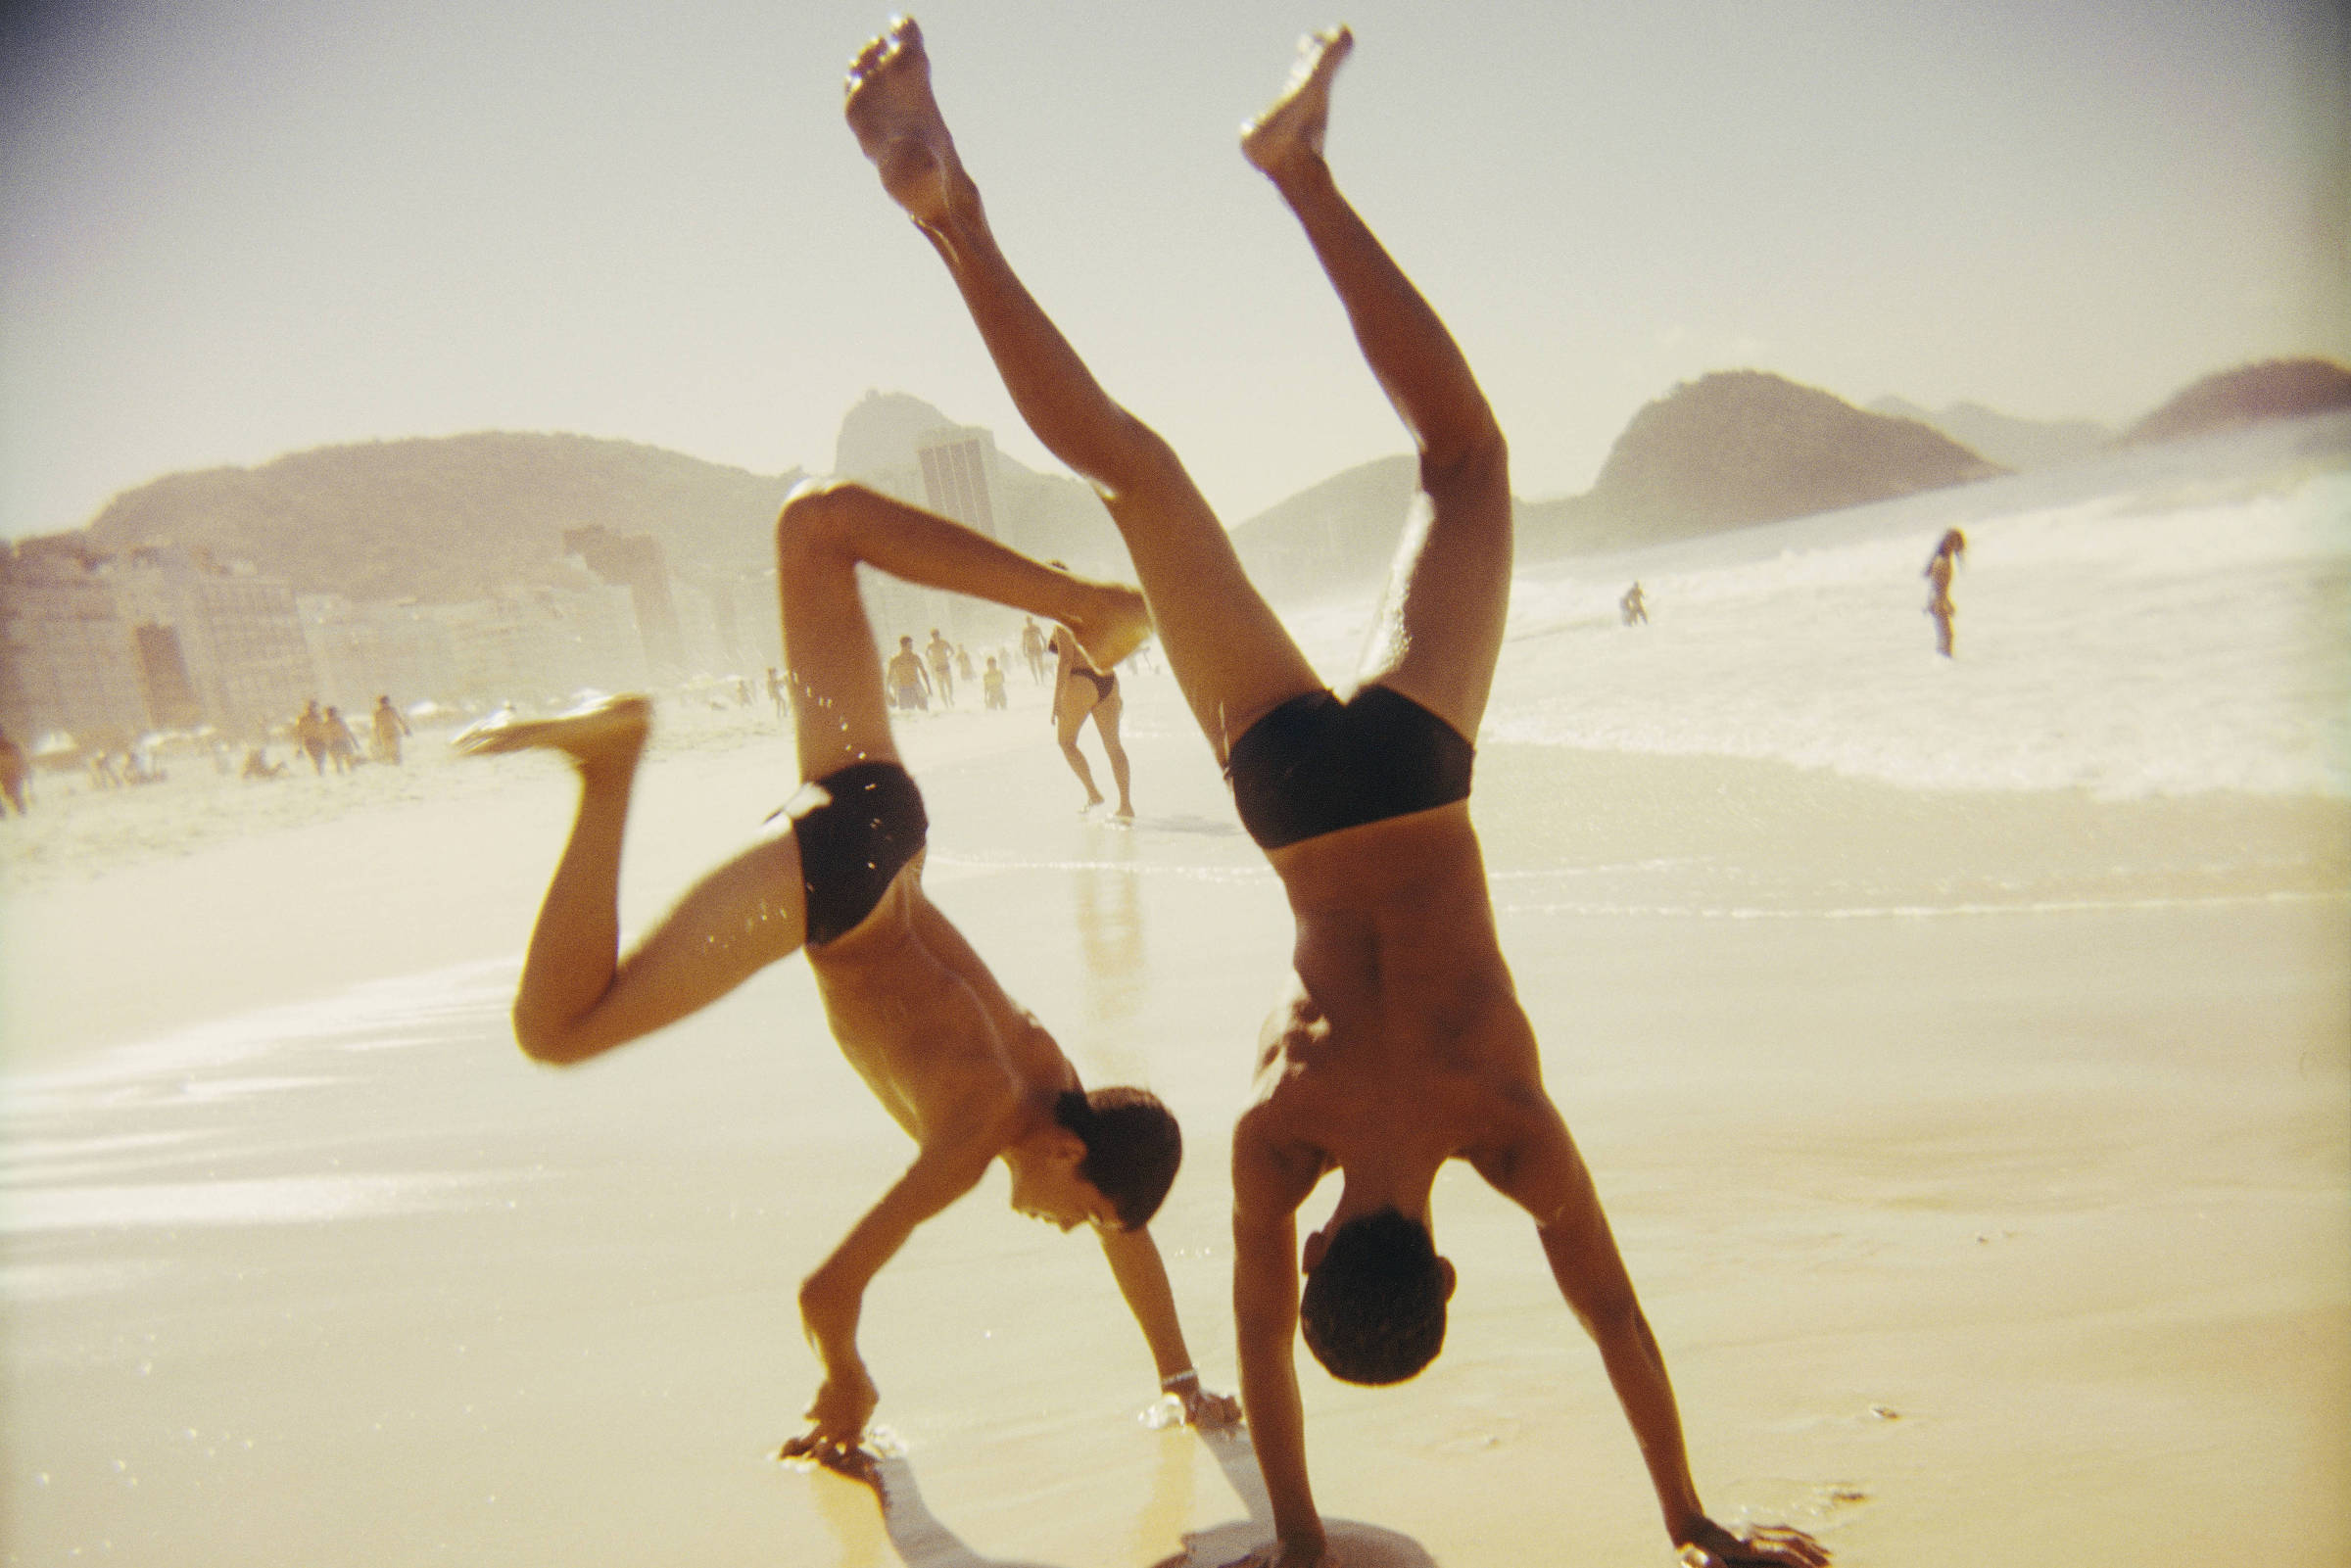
[
  {"xmin": 1222, "ymin": 372, "xmax": 2008, "ymax": 598},
  {"xmin": 2120, "ymin": 357, "xmax": 2351, "ymax": 447},
  {"xmin": 1867, "ymin": 396, "xmax": 2112, "ymax": 470},
  {"xmin": 81, "ymin": 432, "xmax": 802, "ymax": 602},
  {"xmin": 1519, "ymin": 371, "xmax": 2004, "ymax": 558},
  {"xmin": 835, "ymin": 390, "xmax": 959, "ymax": 478},
  {"xmin": 1229, "ymin": 455, "xmax": 1420, "ymax": 604},
  {"xmin": 63, "ymin": 356, "xmax": 2343, "ymax": 615}
]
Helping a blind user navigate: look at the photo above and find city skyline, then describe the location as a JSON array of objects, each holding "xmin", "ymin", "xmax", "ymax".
[{"xmin": 4, "ymin": 0, "xmax": 2344, "ymax": 543}]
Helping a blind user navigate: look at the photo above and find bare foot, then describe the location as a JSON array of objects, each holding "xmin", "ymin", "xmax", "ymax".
[
  {"xmin": 1065, "ymin": 583, "xmax": 1153, "ymax": 672},
  {"xmin": 454, "ymin": 693, "xmax": 650, "ymax": 769},
  {"xmin": 1241, "ymin": 25, "xmax": 1354, "ymax": 178},
  {"xmin": 843, "ymin": 17, "xmax": 970, "ymax": 232}
]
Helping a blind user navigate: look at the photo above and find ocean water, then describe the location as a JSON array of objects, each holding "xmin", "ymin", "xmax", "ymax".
[
  {"xmin": 1288, "ymin": 411, "xmax": 2351, "ymax": 799},
  {"xmin": 3, "ymin": 422, "xmax": 2346, "ymax": 1568}
]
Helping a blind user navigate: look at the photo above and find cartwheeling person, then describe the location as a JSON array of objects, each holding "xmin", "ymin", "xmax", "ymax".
[
  {"xmin": 461, "ymin": 490, "xmax": 1235, "ymax": 1465},
  {"xmin": 843, "ymin": 20, "xmax": 1827, "ymax": 1567}
]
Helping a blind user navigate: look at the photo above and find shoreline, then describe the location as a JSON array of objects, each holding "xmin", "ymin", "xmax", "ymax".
[{"xmin": 3, "ymin": 684, "xmax": 2345, "ymax": 1566}]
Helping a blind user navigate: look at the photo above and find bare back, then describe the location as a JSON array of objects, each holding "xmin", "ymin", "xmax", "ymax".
[{"xmin": 1237, "ymin": 804, "xmax": 1560, "ymax": 1206}]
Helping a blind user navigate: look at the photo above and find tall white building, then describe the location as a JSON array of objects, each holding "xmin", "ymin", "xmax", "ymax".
[{"xmin": 916, "ymin": 426, "xmax": 1008, "ymax": 543}]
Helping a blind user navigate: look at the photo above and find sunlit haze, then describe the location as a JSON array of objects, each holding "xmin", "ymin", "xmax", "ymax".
[{"xmin": 3, "ymin": 0, "xmax": 2343, "ymax": 541}]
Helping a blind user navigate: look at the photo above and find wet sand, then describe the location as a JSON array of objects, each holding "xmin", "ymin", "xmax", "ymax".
[{"xmin": 3, "ymin": 670, "xmax": 2345, "ymax": 1566}]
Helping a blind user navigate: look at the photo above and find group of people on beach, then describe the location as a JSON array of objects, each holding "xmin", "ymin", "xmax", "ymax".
[
  {"xmin": 470, "ymin": 22, "xmax": 1827, "ymax": 1567},
  {"xmin": 882, "ymin": 629, "xmax": 1000, "ymax": 710},
  {"xmin": 877, "ymin": 612, "xmax": 1135, "ymax": 816},
  {"xmin": 275, "ymin": 695, "xmax": 411, "ymax": 779}
]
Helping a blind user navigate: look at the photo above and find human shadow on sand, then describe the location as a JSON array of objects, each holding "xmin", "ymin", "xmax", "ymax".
[{"xmin": 800, "ymin": 1424, "xmax": 1435, "ymax": 1567}]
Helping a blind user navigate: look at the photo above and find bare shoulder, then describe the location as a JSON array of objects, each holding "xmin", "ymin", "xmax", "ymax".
[
  {"xmin": 1231, "ymin": 1096, "xmax": 1324, "ymax": 1219},
  {"xmin": 1463, "ymin": 1086, "xmax": 1590, "ymax": 1226}
]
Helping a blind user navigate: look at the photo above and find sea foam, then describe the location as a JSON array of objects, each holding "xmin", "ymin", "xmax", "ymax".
[{"xmin": 1287, "ymin": 412, "xmax": 2350, "ymax": 800}]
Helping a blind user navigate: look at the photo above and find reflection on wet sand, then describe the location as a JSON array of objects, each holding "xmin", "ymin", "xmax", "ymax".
[
  {"xmin": 794, "ymin": 1423, "xmax": 1436, "ymax": 1568},
  {"xmin": 1073, "ymin": 835, "xmax": 1147, "ymax": 1062}
]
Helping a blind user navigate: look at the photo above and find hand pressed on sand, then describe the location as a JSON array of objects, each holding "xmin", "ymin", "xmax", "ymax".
[{"xmin": 776, "ymin": 1363, "xmax": 880, "ymax": 1474}]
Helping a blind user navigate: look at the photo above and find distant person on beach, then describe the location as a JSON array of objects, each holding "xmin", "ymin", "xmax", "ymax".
[
  {"xmin": 295, "ymin": 700, "xmax": 329, "ymax": 775},
  {"xmin": 1924, "ymin": 528, "xmax": 1965, "ymax": 657},
  {"xmin": 982, "ymin": 654, "xmax": 1008, "ymax": 709},
  {"xmin": 925, "ymin": 628, "xmax": 957, "ymax": 705},
  {"xmin": 0, "ymin": 726, "xmax": 28, "ymax": 816},
  {"xmin": 371, "ymin": 696, "xmax": 411, "ymax": 764},
  {"xmin": 242, "ymin": 746, "xmax": 286, "ymax": 781},
  {"xmin": 844, "ymin": 21, "xmax": 1827, "ymax": 1566},
  {"xmin": 461, "ymin": 493, "xmax": 1233, "ymax": 1469},
  {"xmin": 955, "ymin": 643, "xmax": 976, "ymax": 684},
  {"xmin": 1620, "ymin": 581, "xmax": 1648, "ymax": 625},
  {"xmin": 885, "ymin": 636, "xmax": 932, "ymax": 711},
  {"xmin": 1047, "ymin": 596, "xmax": 1134, "ymax": 820},
  {"xmin": 768, "ymin": 665, "xmax": 789, "ymax": 719},
  {"xmin": 323, "ymin": 707, "xmax": 360, "ymax": 773},
  {"xmin": 1019, "ymin": 616, "xmax": 1048, "ymax": 684}
]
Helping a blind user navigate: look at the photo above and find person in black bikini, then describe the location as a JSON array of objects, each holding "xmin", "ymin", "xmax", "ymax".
[
  {"xmin": 845, "ymin": 20, "xmax": 1828, "ymax": 1567},
  {"xmin": 460, "ymin": 485, "xmax": 1235, "ymax": 1466},
  {"xmin": 1046, "ymin": 590, "xmax": 1134, "ymax": 818}
]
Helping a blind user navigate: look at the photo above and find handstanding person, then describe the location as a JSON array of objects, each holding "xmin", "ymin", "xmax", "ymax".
[
  {"xmin": 1047, "ymin": 591, "xmax": 1134, "ymax": 820},
  {"xmin": 461, "ymin": 503, "xmax": 1235, "ymax": 1466},
  {"xmin": 1924, "ymin": 527, "xmax": 1964, "ymax": 657},
  {"xmin": 844, "ymin": 20, "xmax": 1829, "ymax": 1567}
]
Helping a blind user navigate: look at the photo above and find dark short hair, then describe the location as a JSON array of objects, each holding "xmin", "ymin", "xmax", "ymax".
[
  {"xmin": 1053, "ymin": 1087, "xmax": 1180, "ymax": 1231},
  {"xmin": 1300, "ymin": 1208, "xmax": 1448, "ymax": 1385}
]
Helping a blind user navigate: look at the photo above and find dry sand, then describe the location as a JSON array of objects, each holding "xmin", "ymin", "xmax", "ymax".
[{"xmin": 3, "ymin": 670, "xmax": 2344, "ymax": 1566}]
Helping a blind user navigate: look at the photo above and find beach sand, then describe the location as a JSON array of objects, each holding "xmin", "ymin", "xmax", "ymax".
[{"xmin": 3, "ymin": 669, "xmax": 2345, "ymax": 1566}]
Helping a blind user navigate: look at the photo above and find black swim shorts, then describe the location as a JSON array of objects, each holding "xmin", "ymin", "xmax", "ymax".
[
  {"xmin": 777, "ymin": 760, "xmax": 929, "ymax": 945},
  {"xmin": 1224, "ymin": 685, "xmax": 1474, "ymax": 852}
]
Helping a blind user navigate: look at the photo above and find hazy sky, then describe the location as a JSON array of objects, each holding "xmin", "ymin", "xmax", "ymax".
[{"xmin": 3, "ymin": 0, "xmax": 2344, "ymax": 542}]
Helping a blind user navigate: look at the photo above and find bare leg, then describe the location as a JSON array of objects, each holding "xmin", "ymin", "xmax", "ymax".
[
  {"xmin": 459, "ymin": 477, "xmax": 1141, "ymax": 1066},
  {"xmin": 1244, "ymin": 27, "xmax": 1513, "ymax": 741},
  {"xmin": 845, "ymin": 20, "xmax": 1320, "ymax": 762},
  {"xmin": 779, "ymin": 480, "xmax": 1149, "ymax": 776},
  {"xmin": 458, "ymin": 696, "xmax": 807, "ymax": 1065},
  {"xmin": 1055, "ymin": 695, "xmax": 1107, "ymax": 810},
  {"xmin": 1090, "ymin": 691, "xmax": 1135, "ymax": 818}
]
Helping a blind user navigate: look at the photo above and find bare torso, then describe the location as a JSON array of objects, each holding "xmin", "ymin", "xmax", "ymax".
[
  {"xmin": 1239, "ymin": 805, "xmax": 1557, "ymax": 1199},
  {"xmin": 805, "ymin": 857, "xmax": 1075, "ymax": 1151}
]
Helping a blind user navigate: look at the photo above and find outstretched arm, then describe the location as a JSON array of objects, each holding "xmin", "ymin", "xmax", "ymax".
[
  {"xmin": 1230, "ymin": 1113, "xmax": 1328, "ymax": 1564},
  {"xmin": 1097, "ymin": 1225, "xmax": 1241, "ymax": 1425},
  {"xmin": 1482, "ymin": 1109, "xmax": 1830, "ymax": 1567},
  {"xmin": 786, "ymin": 1134, "xmax": 997, "ymax": 1461}
]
